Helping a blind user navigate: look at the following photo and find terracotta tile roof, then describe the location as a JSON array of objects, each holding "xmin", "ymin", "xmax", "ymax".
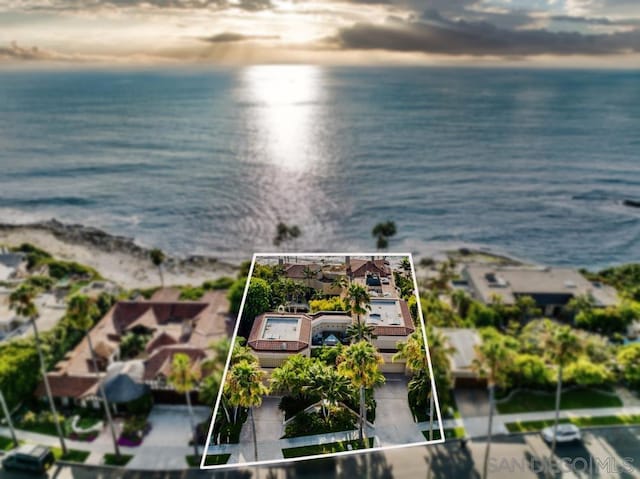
[
  {"xmin": 247, "ymin": 313, "xmax": 311, "ymax": 352},
  {"xmin": 350, "ymin": 259, "xmax": 390, "ymax": 278},
  {"xmin": 35, "ymin": 375, "xmax": 98, "ymax": 400},
  {"xmin": 143, "ymin": 346, "xmax": 207, "ymax": 381},
  {"xmin": 40, "ymin": 290, "xmax": 230, "ymax": 399},
  {"xmin": 283, "ymin": 264, "xmax": 321, "ymax": 280}
]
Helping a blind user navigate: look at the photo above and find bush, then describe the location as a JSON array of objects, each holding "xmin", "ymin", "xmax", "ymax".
[
  {"xmin": 203, "ymin": 277, "xmax": 235, "ymax": 290},
  {"xmin": 565, "ymin": 359, "xmax": 613, "ymax": 387},
  {"xmin": 617, "ymin": 343, "xmax": 640, "ymax": 389},
  {"xmin": 508, "ymin": 354, "xmax": 553, "ymax": 389},
  {"xmin": 309, "ymin": 297, "xmax": 345, "ymax": 313},
  {"xmin": 283, "ymin": 408, "xmax": 357, "ymax": 438}
]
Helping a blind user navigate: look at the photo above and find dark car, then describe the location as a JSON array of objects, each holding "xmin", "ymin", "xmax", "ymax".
[{"xmin": 2, "ymin": 445, "xmax": 55, "ymax": 474}]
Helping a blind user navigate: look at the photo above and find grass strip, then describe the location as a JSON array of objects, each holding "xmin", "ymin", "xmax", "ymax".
[{"xmin": 282, "ymin": 438, "xmax": 375, "ymax": 459}]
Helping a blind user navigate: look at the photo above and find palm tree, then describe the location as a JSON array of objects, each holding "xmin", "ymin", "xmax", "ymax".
[
  {"xmin": 331, "ymin": 275, "xmax": 349, "ymax": 295},
  {"xmin": 543, "ymin": 323, "xmax": 582, "ymax": 460},
  {"xmin": 346, "ymin": 322, "xmax": 377, "ymax": 343},
  {"xmin": 372, "ymin": 221, "xmax": 397, "ymax": 251},
  {"xmin": 224, "ymin": 359, "xmax": 269, "ymax": 462},
  {"xmin": 9, "ymin": 284, "xmax": 67, "ymax": 454},
  {"xmin": 270, "ymin": 354, "xmax": 313, "ymax": 400},
  {"xmin": 67, "ymin": 294, "xmax": 120, "ymax": 458},
  {"xmin": 168, "ymin": 353, "xmax": 201, "ymax": 458},
  {"xmin": 399, "ymin": 257, "xmax": 411, "ymax": 274},
  {"xmin": 308, "ymin": 365, "xmax": 352, "ymax": 421},
  {"xmin": 472, "ymin": 335, "xmax": 513, "ymax": 479},
  {"xmin": 150, "ymin": 248, "xmax": 165, "ymax": 287},
  {"xmin": 346, "ymin": 284, "xmax": 371, "ymax": 341},
  {"xmin": 337, "ymin": 340, "xmax": 385, "ymax": 443}
]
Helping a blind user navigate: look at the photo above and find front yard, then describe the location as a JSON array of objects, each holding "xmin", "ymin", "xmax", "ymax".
[
  {"xmin": 282, "ymin": 437, "xmax": 375, "ymax": 458},
  {"xmin": 496, "ymin": 388, "xmax": 622, "ymax": 414},
  {"xmin": 505, "ymin": 414, "xmax": 640, "ymax": 433}
]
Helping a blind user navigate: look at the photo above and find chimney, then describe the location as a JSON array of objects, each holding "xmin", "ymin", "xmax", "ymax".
[
  {"xmin": 278, "ymin": 258, "xmax": 284, "ymax": 266},
  {"xmin": 345, "ymin": 256, "xmax": 350, "ymax": 266}
]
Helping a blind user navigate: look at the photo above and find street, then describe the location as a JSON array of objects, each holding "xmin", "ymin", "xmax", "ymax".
[{"xmin": 2, "ymin": 427, "xmax": 638, "ymax": 479}]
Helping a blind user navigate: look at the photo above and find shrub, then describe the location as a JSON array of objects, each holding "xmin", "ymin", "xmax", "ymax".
[
  {"xmin": 565, "ymin": 359, "xmax": 613, "ymax": 387},
  {"xmin": 309, "ymin": 297, "xmax": 346, "ymax": 313},
  {"xmin": 203, "ymin": 277, "xmax": 235, "ymax": 290}
]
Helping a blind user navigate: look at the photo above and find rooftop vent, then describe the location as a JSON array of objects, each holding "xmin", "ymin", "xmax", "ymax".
[{"xmin": 564, "ymin": 280, "xmax": 576, "ymax": 289}]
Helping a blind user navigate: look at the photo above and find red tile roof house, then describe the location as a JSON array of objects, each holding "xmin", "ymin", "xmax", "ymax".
[
  {"xmin": 36, "ymin": 289, "xmax": 230, "ymax": 408},
  {"xmin": 246, "ymin": 297, "xmax": 415, "ymax": 373}
]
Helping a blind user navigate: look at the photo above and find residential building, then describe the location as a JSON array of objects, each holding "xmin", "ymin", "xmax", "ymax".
[
  {"xmin": 438, "ymin": 328, "xmax": 484, "ymax": 388},
  {"xmin": 36, "ymin": 289, "xmax": 230, "ymax": 408},
  {"xmin": 462, "ymin": 265, "xmax": 619, "ymax": 317}
]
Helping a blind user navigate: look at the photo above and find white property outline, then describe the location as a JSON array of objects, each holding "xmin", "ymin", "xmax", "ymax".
[{"xmin": 200, "ymin": 252, "xmax": 446, "ymax": 470}]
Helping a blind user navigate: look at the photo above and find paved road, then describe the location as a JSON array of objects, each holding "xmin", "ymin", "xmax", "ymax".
[{"xmin": 4, "ymin": 427, "xmax": 638, "ymax": 479}]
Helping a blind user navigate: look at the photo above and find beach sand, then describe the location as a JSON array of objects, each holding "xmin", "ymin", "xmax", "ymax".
[{"xmin": 0, "ymin": 223, "xmax": 238, "ymax": 289}]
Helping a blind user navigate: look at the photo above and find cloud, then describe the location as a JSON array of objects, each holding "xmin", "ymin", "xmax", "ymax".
[
  {"xmin": 9, "ymin": 0, "xmax": 271, "ymax": 12},
  {"xmin": 332, "ymin": 9, "xmax": 640, "ymax": 56},
  {"xmin": 0, "ymin": 41, "xmax": 75, "ymax": 61},
  {"xmin": 201, "ymin": 32, "xmax": 280, "ymax": 42}
]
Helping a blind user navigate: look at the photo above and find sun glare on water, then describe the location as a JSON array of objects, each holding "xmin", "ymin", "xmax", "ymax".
[{"xmin": 241, "ymin": 64, "xmax": 325, "ymax": 172}]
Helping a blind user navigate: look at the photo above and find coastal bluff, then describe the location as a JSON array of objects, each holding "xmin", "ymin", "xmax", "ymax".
[{"xmin": 0, "ymin": 219, "xmax": 238, "ymax": 288}]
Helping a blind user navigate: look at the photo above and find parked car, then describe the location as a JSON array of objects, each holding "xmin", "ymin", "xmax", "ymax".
[
  {"xmin": 2, "ymin": 445, "xmax": 55, "ymax": 474},
  {"xmin": 541, "ymin": 424, "xmax": 582, "ymax": 444}
]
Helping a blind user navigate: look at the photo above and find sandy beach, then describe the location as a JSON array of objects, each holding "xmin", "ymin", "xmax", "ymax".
[{"xmin": 0, "ymin": 221, "xmax": 239, "ymax": 289}]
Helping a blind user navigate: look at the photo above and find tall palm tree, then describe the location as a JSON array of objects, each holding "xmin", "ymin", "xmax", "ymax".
[
  {"xmin": 9, "ymin": 284, "xmax": 67, "ymax": 454},
  {"xmin": 472, "ymin": 335, "xmax": 513, "ymax": 479},
  {"xmin": 149, "ymin": 248, "xmax": 165, "ymax": 287},
  {"xmin": 67, "ymin": 294, "xmax": 120, "ymax": 458},
  {"xmin": 346, "ymin": 284, "xmax": 371, "ymax": 341},
  {"xmin": 308, "ymin": 365, "xmax": 352, "ymax": 421},
  {"xmin": 168, "ymin": 353, "xmax": 201, "ymax": 458},
  {"xmin": 543, "ymin": 323, "xmax": 582, "ymax": 459},
  {"xmin": 331, "ymin": 275, "xmax": 349, "ymax": 293},
  {"xmin": 224, "ymin": 359, "xmax": 269, "ymax": 462},
  {"xmin": 337, "ymin": 340, "xmax": 385, "ymax": 443}
]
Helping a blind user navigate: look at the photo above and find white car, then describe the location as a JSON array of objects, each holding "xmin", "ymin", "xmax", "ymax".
[{"xmin": 541, "ymin": 424, "xmax": 582, "ymax": 444}]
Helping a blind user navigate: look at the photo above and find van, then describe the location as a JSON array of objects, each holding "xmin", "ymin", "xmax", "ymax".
[{"xmin": 2, "ymin": 445, "xmax": 55, "ymax": 474}]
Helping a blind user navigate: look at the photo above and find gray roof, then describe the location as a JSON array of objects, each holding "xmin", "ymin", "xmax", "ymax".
[
  {"xmin": 438, "ymin": 328, "xmax": 481, "ymax": 373},
  {"xmin": 463, "ymin": 265, "xmax": 618, "ymax": 307}
]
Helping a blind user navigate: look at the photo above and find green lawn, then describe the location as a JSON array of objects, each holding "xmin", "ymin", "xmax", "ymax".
[
  {"xmin": 505, "ymin": 414, "xmax": 640, "ymax": 433},
  {"xmin": 496, "ymin": 388, "xmax": 622, "ymax": 414},
  {"xmin": 50, "ymin": 447, "xmax": 90, "ymax": 463},
  {"xmin": 0, "ymin": 436, "xmax": 21, "ymax": 451},
  {"xmin": 282, "ymin": 438, "xmax": 375, "ymax": 459},
  {"xmin": 196, "ymin": 454, "xmax": 231, "ymax": 467},
  {"xmin": 103, "ymin": 453, "xmax": 133, "ymax": 466},
  {"xmin": 422, "ymin": 427, "xmax": 466, "ymax": 441}
]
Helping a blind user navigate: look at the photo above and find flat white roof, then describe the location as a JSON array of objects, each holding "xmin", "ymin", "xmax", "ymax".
[
  {"xmin": 261, "ymin": 317, "xmax": 300, "ymax": 341},
  {"xmin": 365, "ymin": 299, "xmax": 404, "ymax": 326}
]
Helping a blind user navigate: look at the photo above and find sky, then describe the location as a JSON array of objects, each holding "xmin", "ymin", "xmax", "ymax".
[{"xmin": 1, "ymin": 0, "xmax": 640, "ymax": 66}]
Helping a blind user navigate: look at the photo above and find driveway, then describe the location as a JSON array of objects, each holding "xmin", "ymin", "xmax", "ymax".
[
  {"xmin": 237, "ymin": 396, "xmax": 284, "ymax": 462},
  {"xmin": 374, "ymin": 374, "xmax": 426, "ymax": 446},
  {"xmin": 126, "ymin": 404, "xmax": 211, "ymax": 470},
  {"xmin": 455, "ymin": 388, "xmax": 490, "ymax": 417}
]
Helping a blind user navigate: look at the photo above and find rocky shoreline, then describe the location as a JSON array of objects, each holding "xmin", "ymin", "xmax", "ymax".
[{"xmin": 0, "ymin": 219, "xmax": 238, "ymax": 272}]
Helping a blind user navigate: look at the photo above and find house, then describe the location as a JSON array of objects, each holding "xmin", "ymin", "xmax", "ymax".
[
  {"xmin": 247, "ymin": 297, "xmax": 414, "ymax": 373},
  {"xmin": 463, "ymin": 265, "xmax": 619, "ymax": 317},
  {"xmin": 282, "ymin": 262, "xmax": 346, "ymax": 297},
  {"xmin": 0, "ymin": 249, "xmax": 26, "ymax": 282},
  {"xmin": 348, "ymin": 258, "xmax": 391, "ymax": 278},
  {"xmin": 36, "ymin": 289, "xmax": 230, "ymax": 408},
  {"xmin": 438, "ymin": 328, "xmax": 485, "ymax": 388}
]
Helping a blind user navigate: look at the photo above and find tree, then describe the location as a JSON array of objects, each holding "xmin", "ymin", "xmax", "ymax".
[
  {"xmin": 9, "ymin": 284, "xmax": 67, "ymax": 454},
  {"xmin": 472, "ymin": 332, "xmax": 514, "ymax": 479},
  {"xmin": 273, "ymin": 222, "xmax": 302, "ymax": 249},
  {"xmin": 346, "ymin": 284, "xmax": 371, "ymax": 341},
  {"xmin": 338, "ymin": 341, "xmax": 385, "ymax": 443},
  {"xmin": 224, "ymin": 360, "xmax": 269, "ymax": 462},
  {"xmin": 564, "ymin": 358, "xmax": 612, "ymax": 387},
  {"xmin": 617, "ymin": 343, "xmax": 640, "ymax": 389},
  {"xmin": 307, "ymin": 364, "xmax": 352, "ymax": 421},
  {"xmin": 67, "ymin": 294, "xmax": 121, "ymax": 458},
  {"xmin": 270, "ymin": 354, "xmax": 315, "ymax": 400},
  {"xmin": 515, "ymin": 295, "xmax": 541, "ymax": 322},
  {"xmin": 542, "ymin": 323, "xmax": 582, "ymax": 461},
  {"xmin": 168, "ymin": 353, "xmax": 200, "ymax": 458},
  {"xmin": 149, "ymin": 248, "xmax": 165, "ymax": 287},
  {"xmin": 346, "ymin": 322, "xmax": 377, "ymax": 343},
  {"xmin": 372, "ymin": 221, "xmax": 397, "ymax": 250},
  {"xmin": 399, "ymin": 257, "xmax": 411, "ymax": 274}
]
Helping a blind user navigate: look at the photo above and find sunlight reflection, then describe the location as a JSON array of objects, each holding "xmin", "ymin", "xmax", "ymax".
[{"xmin": 241, "ymin": 65, "xmax": 324, "ymax": 171}]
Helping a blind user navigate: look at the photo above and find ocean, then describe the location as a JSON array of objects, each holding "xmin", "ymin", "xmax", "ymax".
[{"xmin": 0, "ymin": 66, "xmax": 638, "ymax": 268}]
